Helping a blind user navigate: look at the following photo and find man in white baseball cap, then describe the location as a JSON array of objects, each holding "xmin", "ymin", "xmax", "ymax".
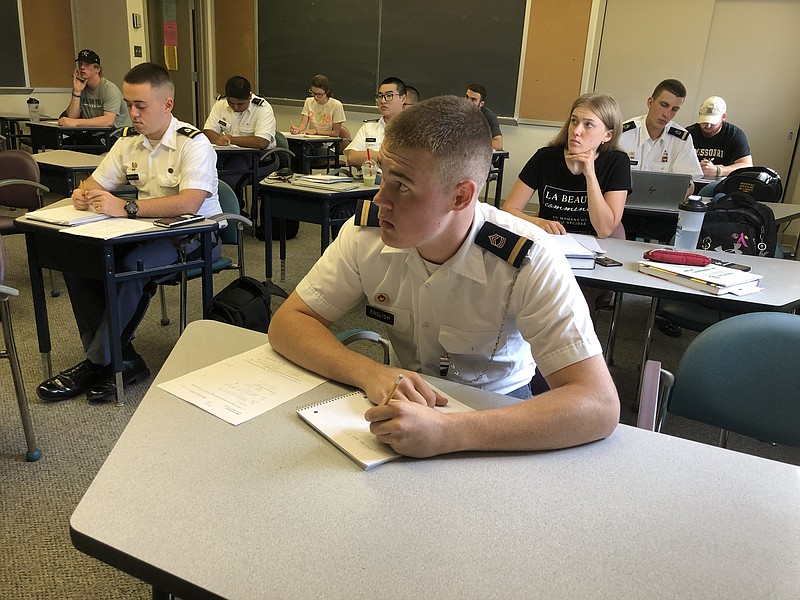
[{"xmin": 686, "ymin": 96, "xmax": 752, "ymax": 180}]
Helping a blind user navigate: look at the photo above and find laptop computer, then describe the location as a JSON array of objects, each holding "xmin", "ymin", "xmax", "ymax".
[{"xmin": 626, "ymin": 171, "xmax": 693, "ymax": 214}]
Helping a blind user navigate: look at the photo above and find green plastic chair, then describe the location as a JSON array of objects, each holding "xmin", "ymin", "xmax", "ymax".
[{"xmin": 637, "ymin": 312, "xmax": 800, "ymax": 448}]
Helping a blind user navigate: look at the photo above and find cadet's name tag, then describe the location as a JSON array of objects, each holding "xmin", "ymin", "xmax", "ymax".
[{"xmin": 366, "ymin": 305, "xmax": 394, "ymax": 325}]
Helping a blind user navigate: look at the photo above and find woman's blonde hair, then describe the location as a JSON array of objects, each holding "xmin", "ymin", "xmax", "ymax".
[{"xmin": 549, "ymin": 92, "xmax": 622, "ymax": 153}]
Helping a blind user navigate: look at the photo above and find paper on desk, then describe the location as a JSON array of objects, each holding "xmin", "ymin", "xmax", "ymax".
[
  {"xmin": 571, "ymin": 233, "xmax": 605, "ymax": 254},
  {"xmin": 60, "ymin": 218, "xmax": 156, "ymax": 239},
  {"xmin": 158, "ymin": 343, "xmax": 326, "ymax": 425}
]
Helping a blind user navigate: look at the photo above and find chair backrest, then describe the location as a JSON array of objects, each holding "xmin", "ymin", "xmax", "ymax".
[
  {"xmin": 668, "ymin": 312, "xmax": 800, "ymax": 447},
  {"xmin": 0, "ymin": 150, "xmax": 43, "ymax": 210},
  {"xmin": 273, "ymin": 132, "xmax": 293, "ymax": 170},
  {"xmin": 217, "ymin": 180, "xmax": 242, "ymax": 245}
]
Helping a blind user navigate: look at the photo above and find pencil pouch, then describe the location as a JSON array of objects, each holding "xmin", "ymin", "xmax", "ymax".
[{"xmin": 642, "ymin": 249, "xmax": 711, "ymax": 266}]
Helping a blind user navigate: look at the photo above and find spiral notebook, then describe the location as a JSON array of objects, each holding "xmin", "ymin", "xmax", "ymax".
[{"xmin": 297, "ymin": 387, "xmax": 474, "ymax": 469}]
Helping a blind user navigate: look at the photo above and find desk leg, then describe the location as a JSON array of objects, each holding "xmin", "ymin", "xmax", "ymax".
[
  {"xmin": 321, "ymin": 198, "xmax": 331, "ymax": 253},
  {"xmin": 604, "ymin": 292, "xmax": 624, "ymax": 366},
  {"xmin": 494, "ymin": 163, "xmax": 505, "ymax": 209},
  {"xmin": 102, "ymin": 247, "xmax": 125, "ymax": 405},
  {"xmin": 24, "ymin": 233, "xmax": 52, "ymax": 378},
  {"xmin": 262, "ymin": 189, "xmax": 273, "ymax": 280},
  {"xmin": 634, "ymin": 297, "xmax": 659, "ymax": 409},
  {"xmin": 280, "ymin": 220, "xmax": 287, "ymax": 282},
  {"xmin": 200, "ymin": 231, "xmax": 214, "ymax": 316}
]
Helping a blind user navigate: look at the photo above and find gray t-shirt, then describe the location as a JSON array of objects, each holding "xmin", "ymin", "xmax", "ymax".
[{"xmin": 80, "ymin": 78, "xmax": 131, "ymax": 128}]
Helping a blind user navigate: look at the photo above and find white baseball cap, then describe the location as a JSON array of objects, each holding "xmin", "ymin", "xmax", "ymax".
[{"xmin": 697, "ymin": 96, "xmax": 727, "ymax": 125}]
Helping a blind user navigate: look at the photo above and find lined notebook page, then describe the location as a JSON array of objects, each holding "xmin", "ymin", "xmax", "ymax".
[{"xmin": 297, "ymin": 387, "xmax": 474, "ymax": 470}]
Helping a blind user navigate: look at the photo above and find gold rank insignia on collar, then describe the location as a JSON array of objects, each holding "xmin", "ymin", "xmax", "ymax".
[
  {"xmin": 475, "ymin": 222, "xmax": 533, "ymax": 268},
  {"xmin": 177, "ymin": 126, "xmax": 202, "ymax": 138},
  {"xmin": 354, "ymin": 200, "xmax": 380, "ymax": 227}
]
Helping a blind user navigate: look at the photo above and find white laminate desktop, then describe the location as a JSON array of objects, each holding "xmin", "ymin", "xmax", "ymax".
[
  {"xmin": 576, "ymin": 237, "xmax": 800, "ymax": 310},
  {"xmin": 71, "ymin": 320, "xmax": 800, "ymax": 599}
]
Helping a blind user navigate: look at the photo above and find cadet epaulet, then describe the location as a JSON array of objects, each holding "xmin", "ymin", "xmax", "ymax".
[
  {"xmin": 363, "ymin": 118, "xmax": 380, "ymax": 123},
  {"xmin": 354, "ymin": 200, "xmax": 380, "ymax": 227},
  {"xmin": 215, "ymin": 94, "xmax": 224, "ymax": 101},
  {"xmin": 667, "ymin": 126, "xmax": 689, "ymax": 141},
  {"xmin": 177, "ymin": 126, "xmax": 202, "ymax": 139},
  {"xmin": 622, "ymin": 120, "xmax": 636, "ymax": 133},
  {"xmin": 114, "ymin": 126, "xmax": 139, "ymax": 137},
  {"xmin": 475, "ymin": 222, "xmax": 533, "ymax": 268},
  {"xmin": 251, "ymin": 97, "xmax": 265, "ymax": 106}
]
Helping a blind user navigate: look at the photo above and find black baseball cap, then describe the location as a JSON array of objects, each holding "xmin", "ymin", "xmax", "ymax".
[{"xmin": 75, "ymin": 49, "xmax": 100, "ymax": 65}]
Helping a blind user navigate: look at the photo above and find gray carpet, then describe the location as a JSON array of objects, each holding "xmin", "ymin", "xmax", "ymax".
[{"xmin": 2, "ymin": 205, "xmax": 798, "ymax": 599}]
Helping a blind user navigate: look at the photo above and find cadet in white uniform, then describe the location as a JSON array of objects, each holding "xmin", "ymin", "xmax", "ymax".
[
  {"xmin": 37, "ymin": 63, "xmax": 221, "ymax": 404},
  {"xmin": 345, "ymin": 77, "xmax": 406, "ymax": 168},
  {"xmin": 619, "ymin": 114, "xmax": 702, "ymax": 176},
  {"xmin": 202, "ymin": 76, "xmax": 278, "ymax": 202},
  {"xmin": 618, "ymin": 78, "xmax": 702, "ymax": 177},
  {"xmin": 269, "ymin": 96, "xmax": 619, "ymax": 459}
]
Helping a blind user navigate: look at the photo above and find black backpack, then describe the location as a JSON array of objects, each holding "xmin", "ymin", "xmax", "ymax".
[
  {"xmin": 718, "ymin": 166, "xmax": 783, "ymax": 202},
  {"xmin": 698, "ymin": 192, "xmax": 777, "ymax": 257},
  {"xmin": 207, "ymin": 276, "xmax": 288, "ymax": 333}
]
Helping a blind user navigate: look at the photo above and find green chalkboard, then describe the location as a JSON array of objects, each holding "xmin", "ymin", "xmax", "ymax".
[{"xmin": 258, "ymin": 0, "xmax": 525, "ymax": 116}]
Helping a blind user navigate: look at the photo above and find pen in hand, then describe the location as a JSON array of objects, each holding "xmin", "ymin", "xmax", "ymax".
[{"xmin": 380, "ymin": 374, "xmax": 404, "ymax": 406}]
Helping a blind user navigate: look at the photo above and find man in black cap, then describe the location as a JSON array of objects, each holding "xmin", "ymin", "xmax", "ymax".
[{"xmin": 58, "ymin": 49, "xmax": 131, "ymax": 129}]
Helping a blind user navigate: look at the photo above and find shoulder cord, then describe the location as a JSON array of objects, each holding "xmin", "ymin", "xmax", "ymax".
[{"xmin": 444, "ymin": 269, "xmax": 519, "ymax": 384}]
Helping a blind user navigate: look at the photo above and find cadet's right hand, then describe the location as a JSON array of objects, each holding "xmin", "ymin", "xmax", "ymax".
[{"xmin": 72, "ymin": 187, "xmax": 91, "ymax": 210}]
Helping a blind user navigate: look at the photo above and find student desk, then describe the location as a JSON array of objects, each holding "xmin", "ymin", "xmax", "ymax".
[
  {"xmin": 282, "ymin": 132, "xmax": 342, "ymax": 174},
  {"xmin": 0, "ymin": 113, "xmax": 55, "ymax": 150},
  {"xmin": 14, "ymin": 208, "xmax": 218, "ymax": 403},
  {"xmin": 32, "ymin": 150, "xmax": 103, "ymax": 196},
  {"xmin": 259, "ymin": 179, "xmax": 379, "ymax": 281},
  {"xmin": 26, "ymin": 121, "xmax": 115, "ymax": 154},
  {"xmin": 70, "ymin": 320, "xmax": 800, "ymax": 599},
  {"xmin": 573, "ymin": 237, "xmax": 800, "ymax": 377},
  {"xmin": 485, "ymin": 150, "xmax": 510, "ymax": 208}
]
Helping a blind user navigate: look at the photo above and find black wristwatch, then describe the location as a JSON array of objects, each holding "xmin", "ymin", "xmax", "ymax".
[{"xmin": 124, "ymin": 199, "xmax": 139, "ymax": 219}]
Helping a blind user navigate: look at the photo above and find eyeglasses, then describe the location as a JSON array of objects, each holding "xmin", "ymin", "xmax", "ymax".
[
  {"xmin": 375, "ymin": 92, "xmax": 397, "ymax": 103},
  {"xmin": 309, "ymin": 89, "xmax": 327, "ymax": 98}
]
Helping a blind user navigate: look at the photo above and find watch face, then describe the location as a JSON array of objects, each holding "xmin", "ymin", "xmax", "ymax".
[{"xmin": 125, "ymin": 200, "xmax": 138, "ymax": 216}]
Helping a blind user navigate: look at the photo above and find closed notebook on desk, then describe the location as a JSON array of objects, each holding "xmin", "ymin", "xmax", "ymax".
[
  {"xmin": 297, "ymin": 388, "xmax": 474, "ymax": 469},
  {"xmin": 25, "ymin": 205, "xmax": 109, "ymax": 226}
]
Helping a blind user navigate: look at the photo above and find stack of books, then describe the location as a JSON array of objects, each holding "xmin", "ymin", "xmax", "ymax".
[
  {"xmin": 291, "ymin": 174, "xmax": 358, "ymax": 192},
  {"xmin": 638, "ymin": 259, "xmax": 763, "ymax": 295}
]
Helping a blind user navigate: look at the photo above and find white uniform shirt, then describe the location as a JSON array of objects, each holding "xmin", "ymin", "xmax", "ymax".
[
  {"xmin": 344, "ymin": 118, "xmax": 386, "ymax": 155},
  {"xmin": 619, "ymin": 114, "xmax": 702, "ymax": 177},
  {"xmin": 202, "ymin": 95, "xmax": 276, "ymax": 149},
  {"xmin": 92, "ymin": 116, "xmax": 221, "ymax": 217},
  {"xmin": 302, "ymin": 96, "xmax": 346, "ymax": 131},
  {"xmin": 296, "ymin": 202, "xmax": 601, "ymax": 395}
]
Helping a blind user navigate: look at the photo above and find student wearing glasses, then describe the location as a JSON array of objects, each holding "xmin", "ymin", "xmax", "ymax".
[
  {"xmin": 345, "ymin": 77, "xmax": 407, "ymax": 168},
  {"xmin": 289, "ymin": 74, "xmax": 351, "ymax": 156}
]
